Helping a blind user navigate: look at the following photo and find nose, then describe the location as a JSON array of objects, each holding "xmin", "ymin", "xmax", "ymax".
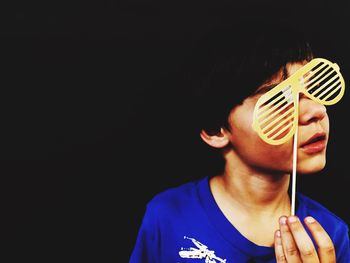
[{"xmin": 298, "ymin": 95, "xmax": 327, "ymax": 125}]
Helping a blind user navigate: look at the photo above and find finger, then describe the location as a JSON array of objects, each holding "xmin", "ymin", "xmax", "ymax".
[
  {"xmin": 287, "ymin": 216, "xmax": 319, "ymax": 262},
  {"xmin": 279, "ymin": 216, "xmax": 302, "ymax": 262},
  {"xmin": 274, "ymin": 230, "xmax": 287, "ymax": 263},
  {"xmin": 304, "ymin": 216, "xmax": 336, "ymax": 263}
]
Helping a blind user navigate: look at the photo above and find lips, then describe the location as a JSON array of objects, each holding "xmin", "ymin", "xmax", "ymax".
[{"xmin": 300, "ymin": 132, "xmax": 327, "ymax": 154}]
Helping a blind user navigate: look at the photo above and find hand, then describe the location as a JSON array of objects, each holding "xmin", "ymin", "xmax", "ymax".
[{"xmin": 274, "ymin": 215, "xmax": 336, "ymax": 262}]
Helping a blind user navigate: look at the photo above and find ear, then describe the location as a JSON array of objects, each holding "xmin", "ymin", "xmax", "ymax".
[{"xmin": 199, "ymin": 128, "xmax": 230, "ymax": 149}]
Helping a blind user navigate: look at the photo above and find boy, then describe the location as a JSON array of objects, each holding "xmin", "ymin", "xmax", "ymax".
[{"xmin": 129, "ymin": 23, "xmax": 350, "ymax": 262}]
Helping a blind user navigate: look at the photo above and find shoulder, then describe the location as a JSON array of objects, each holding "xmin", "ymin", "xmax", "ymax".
[
  {"xmin": 297, "ymin": 193, "xmax": 349, "ymax": 233},
  {"xmin": 145, "ymin": 177, "xmax": 205, "ymax": 219},
  {"xmin": 147, "ymin": 178, "xmax": 202, "ymax": 210}
]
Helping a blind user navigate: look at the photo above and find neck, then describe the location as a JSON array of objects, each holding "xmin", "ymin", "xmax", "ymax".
[{"xmin": 211, "ymin": 151, "xmax": 291, "ymax": 217}]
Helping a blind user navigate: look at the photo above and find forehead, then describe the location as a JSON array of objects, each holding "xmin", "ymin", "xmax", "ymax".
[
  {"xmin": 286, "ymin": 61, "xmax": 308, "ymax": 76},
  {"xmin": 256, "ymin": 60, "xmax": 308, "ymax": 92}
]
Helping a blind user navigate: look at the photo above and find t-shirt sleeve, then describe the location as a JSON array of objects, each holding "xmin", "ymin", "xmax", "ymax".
[
  {"xmin": 334, "ymin": 222, "xmax": 350, "ymax": 263},
  {"xmin": 129, "ymin": 204, "xmax": 159, "ymax": 263}
]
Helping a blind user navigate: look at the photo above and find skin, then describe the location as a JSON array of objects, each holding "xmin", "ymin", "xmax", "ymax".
[{"xmin": 200, "ymin": 61, "xmax": 335, "ymax": 262}]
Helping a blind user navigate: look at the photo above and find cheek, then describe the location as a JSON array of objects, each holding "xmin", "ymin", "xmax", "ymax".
[
  {"xmin": 232, "ymin": 119, "xmax": 294, "ymax": 169},
  {"xmin": 246, "ymin": 140, "xmax": 294, "ymax": 172},
  {"xmin": 250, "ymin": 138, "xmax": 293, "ymax": 165},
  {"xmin": 228, "ymin": 105, "xmax": 294, "ymax": 171},
  {"xmin": 323, "ymin": 115, "xmax": 330, "ymax": 132}
]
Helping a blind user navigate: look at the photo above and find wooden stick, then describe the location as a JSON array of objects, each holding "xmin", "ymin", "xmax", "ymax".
[{"xmin": 291, "ymin": 93, "xmax": 299, "ymax": 215}]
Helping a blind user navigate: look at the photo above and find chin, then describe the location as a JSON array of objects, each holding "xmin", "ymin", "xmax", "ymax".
[{"xmin": 298, "ymin": 157, "xmax": 326, "ymax": 174}]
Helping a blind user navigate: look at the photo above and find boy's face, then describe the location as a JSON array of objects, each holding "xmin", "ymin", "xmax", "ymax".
[{"xmin": 227, "ymin": 61, "xmax": 329, "ymax": 174}]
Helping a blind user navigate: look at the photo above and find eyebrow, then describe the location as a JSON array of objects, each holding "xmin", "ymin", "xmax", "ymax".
[{"xmin": 253, "ymin": 84, "xmax": 278, "ymax": 95}]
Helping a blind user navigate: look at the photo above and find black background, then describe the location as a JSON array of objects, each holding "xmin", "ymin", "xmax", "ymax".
[{"xmin": 1, "ymin": 1, "xmax": 350, "ymax": 262}]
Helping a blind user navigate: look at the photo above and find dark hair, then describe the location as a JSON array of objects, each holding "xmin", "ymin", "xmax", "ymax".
[{"xmin": 188, "ymin": 21, "xmax": 313, "ymax": 135}]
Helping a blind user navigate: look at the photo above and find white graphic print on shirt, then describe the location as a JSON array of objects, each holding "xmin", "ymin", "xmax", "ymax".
[{"xmin": 178, "ymin": 236, "xmax": 227, "ymax": 263}]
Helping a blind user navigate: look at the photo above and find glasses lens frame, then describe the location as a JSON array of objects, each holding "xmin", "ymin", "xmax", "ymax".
[{"xmin": 252, "ymin": 58, "xmax": 345, "ymax": 145}]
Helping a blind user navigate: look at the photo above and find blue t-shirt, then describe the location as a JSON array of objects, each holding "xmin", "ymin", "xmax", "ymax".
[{"xmin": 130, "ymin": 176, "xmax": 350, "ymax": 262}]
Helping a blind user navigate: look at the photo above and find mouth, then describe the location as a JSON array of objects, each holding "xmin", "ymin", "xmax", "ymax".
[{"xmin": 300, "ymin": 132, "xmax": 327, "ymax": 154}]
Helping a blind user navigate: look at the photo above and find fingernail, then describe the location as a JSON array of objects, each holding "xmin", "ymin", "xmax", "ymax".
[
  {"xmin": 279, "ymin": 216, "xmax": 287, "ymax": 224},
  {"xmin": 288, "ymin": 216, "xmax": 297, "ymax": 223},
  {"xmin": 305, "ymin": 216, "xmax": 315, "ymax": 223},
  {"xmin": 276, "ymin": 230, "xmax": 281, "ymax": 237}
]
